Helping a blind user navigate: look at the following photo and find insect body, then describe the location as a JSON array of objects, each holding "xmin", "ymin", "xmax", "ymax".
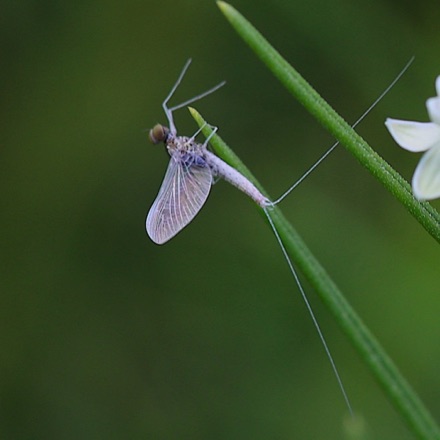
[{"xmin": 147, "ymin": 106, "xmax": 269, "ymax": 244}]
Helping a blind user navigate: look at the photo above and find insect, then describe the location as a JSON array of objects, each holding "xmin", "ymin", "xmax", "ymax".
[
  {"xmin": 146, "ymin": 60, "xmax": 270, "ymax": 245},
  {"xmin": 145, "ymin": 58, "xmax": 411, "ymax": 414}
]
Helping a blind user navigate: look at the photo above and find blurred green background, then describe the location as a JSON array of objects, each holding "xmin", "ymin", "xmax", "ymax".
[{"xmin": 1, "ymin": 0, "xmax": 440, "ymax": 439}]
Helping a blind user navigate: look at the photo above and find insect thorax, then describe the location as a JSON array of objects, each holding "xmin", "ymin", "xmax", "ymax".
[{"xmin": 167, "ymin": 135, "xmax": 209, "ymax": 169}]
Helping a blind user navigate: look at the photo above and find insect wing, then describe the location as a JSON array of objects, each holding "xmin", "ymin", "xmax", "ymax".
[{"xmin": 146, "ymin": 155, "xmax": 213, "ymax": 244}]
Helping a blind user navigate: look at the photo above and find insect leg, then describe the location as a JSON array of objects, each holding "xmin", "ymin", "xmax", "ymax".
[{"xmin": 162, "ymin": 59, "xmax": 193, "ymax": 135}]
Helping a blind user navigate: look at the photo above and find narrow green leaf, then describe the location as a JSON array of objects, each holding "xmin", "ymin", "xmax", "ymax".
[
  {"xmin": 217, "ymin": 1, "xmax": 440, "ymax": 244},
  {"xmin": 191, "ymin": 105, "xmax": 440, "ymax": 440}
]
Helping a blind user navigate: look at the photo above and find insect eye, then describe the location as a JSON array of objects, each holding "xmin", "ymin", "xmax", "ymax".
[{"xmin": 149, "ymin": 124, "xmax": 170, "ymax": 144}]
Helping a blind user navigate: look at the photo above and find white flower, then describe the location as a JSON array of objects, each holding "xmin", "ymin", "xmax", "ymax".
[{"xmin": 385, "ymin": 76, "xmax": 440, "ymax": 200}]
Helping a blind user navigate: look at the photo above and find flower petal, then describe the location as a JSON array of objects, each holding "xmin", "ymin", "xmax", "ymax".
[
  {"xmin": 427, "ymin": 95, "xmax": 440, "ymax": 125},
  {"xmin": 412, "ymin": 142, "xmax": 440, "ymax": 200},
  {"xmin": 436, "ymin": 75, "xmax": 440, "ymax": 97},
  {"xmin": 385, "ymin": 118, "xmax": 440, "ymax": 152}
]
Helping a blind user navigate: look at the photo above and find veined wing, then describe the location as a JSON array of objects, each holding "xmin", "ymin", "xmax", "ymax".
[{"xmin": 146, "ymin": 154, "xmax": 213, "ymax": 244}]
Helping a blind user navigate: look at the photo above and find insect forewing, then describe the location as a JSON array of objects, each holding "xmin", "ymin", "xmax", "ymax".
[{"xmin": 146, "ymin": 155, "xmax": 213, "ymax": 244}]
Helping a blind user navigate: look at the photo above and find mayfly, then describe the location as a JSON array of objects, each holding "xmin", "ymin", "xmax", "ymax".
[{"xmin": 146, "ymin": 58, "xmax": 412, "ymax": 414}]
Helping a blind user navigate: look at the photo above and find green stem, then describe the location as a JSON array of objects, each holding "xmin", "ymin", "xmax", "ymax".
[
  {"xmin": 190, "ymin": 106, "xmax": 440, "ymax": 440},
  {"xmin": 217, "ymin": 1, "xmax": 440, "ymax": 244}
]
